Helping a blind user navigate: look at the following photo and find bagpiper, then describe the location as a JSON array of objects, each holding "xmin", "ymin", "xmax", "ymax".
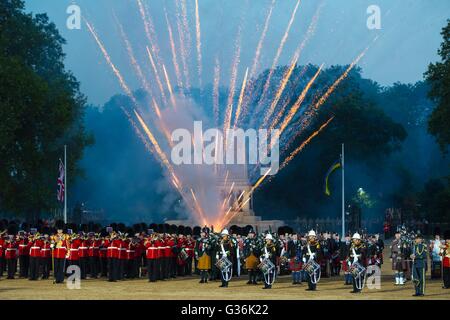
[
  {"xmin": 243, "ymin": 229, "xmax": 260, "ymax": 285},
  {"xmin": 145, "ymin": 232, "xmax": 160, "ymax": 282},
  {"xmin": 390, "ymin": 231, "xmax": 407, "ymax": 285},
  {"xmin": 195, "ymin": 228, "xmax": 212, "ymax": 283},
  {"xmin": 348, "ymin": 233, "xmax": 366, "ymax": 293},
  {"xmin": 302, "ymin": 230, "xmax": 321, "ymax": 291},
  {"xmin": 410, "ymin": 234, "xmax": 427, "ymax": 297},
  {"xmin": 287, "ymin": 232, "xmax": 303, "ymax": 284},
  {"xmin": 29, "ymin": 233, "xmax": 42, "ymax": 280}
]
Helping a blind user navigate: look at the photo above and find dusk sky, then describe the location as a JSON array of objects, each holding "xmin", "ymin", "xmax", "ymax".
[{"xmin": 24, "ymin": 0, "xmax": 449, "ymax": 106}]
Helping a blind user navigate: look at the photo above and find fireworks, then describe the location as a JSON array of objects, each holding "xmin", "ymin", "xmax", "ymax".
[{"xmin": 84, "ymin": 2, "xmax": 374, "ymax": 228}]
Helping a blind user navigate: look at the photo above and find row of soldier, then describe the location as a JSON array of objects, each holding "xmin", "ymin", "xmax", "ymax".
[{"xmin": 0, "ymin": 224, "xmax": 449, "ymax": 296}]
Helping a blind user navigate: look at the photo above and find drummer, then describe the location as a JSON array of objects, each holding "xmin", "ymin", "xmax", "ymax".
[{"xmin": 261, "ymin": 233, "xmax": 278, "ymax": 289}]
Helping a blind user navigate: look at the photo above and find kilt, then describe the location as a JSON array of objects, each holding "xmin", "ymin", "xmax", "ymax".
[
  {"xmin": 245, "ymin": 254, "xmax": 259, "ymax": 270},
  {"xmin": 197, "ymin": 253, "xmax": 211, "ymax": 270},
  {"xmin": 392, "ymin": 257, "xmax": 406, "ymax": 271},
  {"xmin": 342, "ymin": 260, "xmax": 349, "ymax": 272},
  {"xmin": 289, "ymin": 260, "xmax": 302, "ymax": 272}
]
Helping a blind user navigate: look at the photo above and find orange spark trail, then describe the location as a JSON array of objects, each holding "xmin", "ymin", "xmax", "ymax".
[
  {"xmin": 164, "ymin": 8, "xmax": 183, "ymax": 89},
  {"xmin": 85, "ymin": 18, "xmax": 205, "ymax": 224},
  {"xmin": 269, "ymin": 64, "xmax": 309, "ymax": 130},
  {"xmin": 257, "ymin": 0, "xmax": 301, "ymax": 108},
  {"xmin": 137, "ymin": 0, "xmax": 163, "ymax": 67},
  {"xmin": 85, "ymin": 19, "xmax": 136, "ymax": 105},
  {"xmin": 145, "ymin": 46, "xmax": 168, "ymax": 106},
  {"xmin": 162, "ymin": 64, "xmax": 177, "ymax": 108},
  {"xmin": 195, "ymin": 0, "xmax": 202, "ymax": 88},
  {"xmin": 233, "ymin": 67, "xmax": 249, "ymax": 129},
  {"xmin": 262, "ymin": 2, "xmax": 323, "ymax": 128},
  {"xmin": 114, "ymin": 14, "xmax": 164, "ymax": 118},
  {"xmin": 175, "ymin": 0, "xmax": 191, "ymax": 90},
  {"xmin": 213, "ymin": 56, "xmax": 220, "ymax": 127},
  {"xmin": 277, "ymin": 64, "xmax": 323, "ymax": 135},
  {"xmin": 220, "ymin": 182, "xmax": 235, "ymax": 211},
  {"xmin": 284, "ymin": 43, "xmax": 372, "ymax": 151},
  {"xmin": 249, "ymin": 0, "xmax": 276, "ymax": 78},
  {"xmin": 280, "ymin": 117, "xmax": 334, "ymax": 171},
  {"xmin": 223, "ymin": 25, "xmax": 242, "ymax": 138},
  {"xmin": 262, "ymin": 55, "xmax": 298, "ymax": 127}
]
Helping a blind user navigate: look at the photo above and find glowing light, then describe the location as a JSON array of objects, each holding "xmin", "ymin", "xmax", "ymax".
[
  {"xmin": 162, "ymin": 64, "xmax": 177, "ymax": 108},
  {"xmin": 164, "ymin": 8, "xmax": 183, "ymax": 89},
  {"xmin": 213, "ymin": 56, "xmax": 220, "ymax": 127},
  {"xmin": 145, "ymin": 46, "xmax": 168, "ymax": 106},
  {"xmin": 194, "ymin": 0, "xmax": 203, "ymax": 89},
  {"xmin": 233, "ymin": 67, "xmax": 249, "ymax": 129},
  {"xmin": 257, "ymin": 0, "xmax": 301, "ymax": 109}
]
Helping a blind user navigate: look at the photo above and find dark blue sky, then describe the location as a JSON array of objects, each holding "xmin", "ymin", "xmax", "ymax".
[{"xmin": 24, "ymin": 0, "xmax": 449, "ymax": 106}]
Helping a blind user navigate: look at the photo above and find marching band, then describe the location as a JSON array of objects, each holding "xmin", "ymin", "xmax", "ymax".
[{"xmin": 0, "ymin": 222, "xmax": 449, "ymax": 297}]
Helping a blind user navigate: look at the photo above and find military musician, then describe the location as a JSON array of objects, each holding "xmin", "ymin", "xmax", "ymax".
[{"xmin": 243, "ymin": 229, "xmax": 260, "ymax": 285}]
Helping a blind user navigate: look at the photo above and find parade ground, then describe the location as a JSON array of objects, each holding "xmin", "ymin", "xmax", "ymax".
[{"xmin": 1, "ymin": 261, "xmax": 449, "ymax": 300}]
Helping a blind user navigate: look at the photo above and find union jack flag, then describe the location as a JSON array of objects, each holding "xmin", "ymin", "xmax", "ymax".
[{"xmin": 57, "ymin": 159, "xmax": 65, "ymax": 202}]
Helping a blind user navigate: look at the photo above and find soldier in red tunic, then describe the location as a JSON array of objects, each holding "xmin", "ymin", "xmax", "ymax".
[
  {"xmin": 0, "ymin": 233, "xmax": 5, "ymax": 278},
  {"xmin": 78, "ymin": 233, "xmax": 89, "ymax": 279},
  {"xmin": 126, "ymin": 236, "xmax": 138, "ymax": 279},
  {"xmin": 51, "ymin": 229, "xmax": 67, "ymax": 284},
  {"xmin": 66, "ymin": 233, "xmax": 80, "ymax": 275},
  {"xmin": 17, "ymin": 231, "xmax": 31, "ymax": 278},
  {"xmin": 118, "ymin": 234, "xmax": 128, "ymax": 280},
  {"xmin": 107, "ymin": 231, "xmax": 120, "ymax": 282},
  {"xmin": 88, "ymin": 232, "xmax": 101, "ymax": 279},
  {"xmin": 145, "ymin": 233, "xmax": 160, "ymax": 282},
  {"xmin": 29, "ymin": 235, "xmax": 42, "ymax": 280},
  {"xmin": 40, "ymin": 234, "xmax": 52, "ymax": 279},
  {"xmin": 5, "ymin": 235, "xmax": 18, "ymax": 279}
]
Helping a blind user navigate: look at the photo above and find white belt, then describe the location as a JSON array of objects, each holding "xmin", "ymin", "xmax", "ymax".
[
  {"xmin": 79, "ymin": 247, "xmax": 88, "ymax": 249},
  {"xmin": 126, "ymin": 250, "xmax": 135, "ymax": 253},
  {"xmin": 19, "ymin": 245, "xmax": 27, "ymax": 247},
  {"xmin": 108, "ymin": 247, "xmax": 118, "ymax": 249},
  {"xmin": 70, "ymin": 249, "xmax": 78, "ymax": 251},
  {"xmin": 41, "ymin": 249, "xmax": 50, "ymax": 251},
  {"xmin": 31, "ymin": 246, "xmax": 40, "ymax": 249},
  {"xmin": 6, "ymin": 248, "xmax": 17, "ymax": 251}
]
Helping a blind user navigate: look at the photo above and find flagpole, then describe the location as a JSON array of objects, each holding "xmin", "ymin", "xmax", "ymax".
[
  {"xmin": 341, "ymin": 143, "xmax": 345, "ymax": 239},
  {"xmin": 64, "ymin": 144, "xmax": 67, "ymax": 224}
]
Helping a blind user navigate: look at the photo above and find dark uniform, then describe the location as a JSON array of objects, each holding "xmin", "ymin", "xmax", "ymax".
[
  {"xmin": 195, "ymin": 234, "xmax": 212, "ymax": 283},
  {"xmin": 243, "ymin": 232, "xmax": 260, "ymax": 285},
  {"xmin": 217, "ymin": 233, "xmax": 233, "ymax": 288},
  {"xmin": 287, "ymin": 237, "xmax": 303, "ymax": 284},
  {"xmin": 348, "ymin": 238, "xmax": 366, "ymax": 293},
  {"xmin": 261, "ymin": 238, "xmax": 277, "ymax": 289},
  {"xmin": 302, "ymin": 235, "xmax": 321, "ymax": 291},
  {"xmin": 411, "ymin": 238, "xmax": 427, "ymax": 297}
]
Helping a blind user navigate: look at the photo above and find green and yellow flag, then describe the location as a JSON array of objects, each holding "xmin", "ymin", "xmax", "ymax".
[{"xmin": 324, "ymin": 158, "xmax": 342, "ymax": 196}]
